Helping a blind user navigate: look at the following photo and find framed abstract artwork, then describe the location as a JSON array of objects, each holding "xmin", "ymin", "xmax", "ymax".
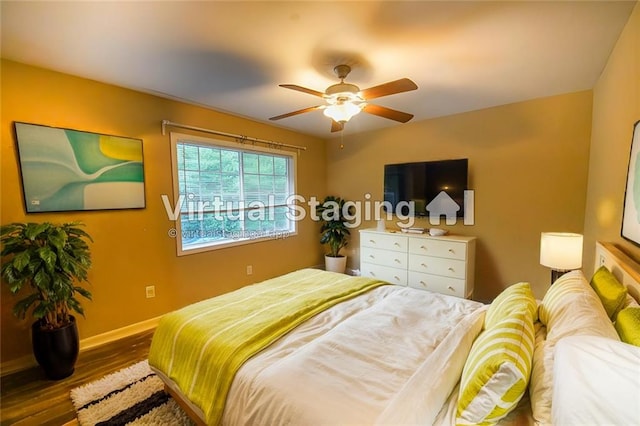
[
  {"xmin": 622, "ymin": 120, "xmax": 640, "ymax": 246},
  {"xmin": 14, "ymin": 122, "xmax": 145, "ymax": 213}
]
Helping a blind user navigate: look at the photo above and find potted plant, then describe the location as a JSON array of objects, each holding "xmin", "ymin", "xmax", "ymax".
[
  {"xmin": 316, "ymin": 196, "xmax": 353, "ymax": 273},
  {"xmin": 0, "ymin": 221, "xmax": 92, "ymax": 380}
]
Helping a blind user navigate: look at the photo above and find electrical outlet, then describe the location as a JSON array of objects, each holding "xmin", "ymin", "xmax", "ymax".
[
  {"xmin": 145, "ymin": 285, "xmax": 155, "ymax": 298},
  {"xmin": 246, "ymin": 265, "xmax": 253, "ymax": 275}
]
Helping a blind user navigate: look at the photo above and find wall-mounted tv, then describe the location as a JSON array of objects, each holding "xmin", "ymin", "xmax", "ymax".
[{"xmin": 383, "ymin": 159, "xmax": 468, "ymax": 217}]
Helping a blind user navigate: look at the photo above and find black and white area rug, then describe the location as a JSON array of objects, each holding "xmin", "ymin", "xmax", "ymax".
[{"xmin": 70, "ymin": 360, "xmax": 193, "ymax": 425}]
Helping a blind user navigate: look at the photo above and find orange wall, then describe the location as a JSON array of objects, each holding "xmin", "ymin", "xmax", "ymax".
[
  {"xmin": 583, "ymin": 2, "xmax": 640, "ymax": 272},
  {"xmin": 0, "ymin": 60, "xmax": 327, "ymax": 363},
  {"xmin": 326, "ymin": 91, "xmax": 593, "ymax": 300}
]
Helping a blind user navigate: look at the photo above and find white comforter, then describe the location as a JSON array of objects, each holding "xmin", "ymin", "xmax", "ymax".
[
  {"xmin": 221, "ymin": 285, "xmax": 485, "ymax": 426},
  {"xmin": 552, "ymin": 335, "xmax": 640, "ymax": 425}
]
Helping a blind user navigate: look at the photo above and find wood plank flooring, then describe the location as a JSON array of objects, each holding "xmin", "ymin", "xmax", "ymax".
[{"xmin": 1, "ymin": 329, "xmax": 154, "ymax": 426}]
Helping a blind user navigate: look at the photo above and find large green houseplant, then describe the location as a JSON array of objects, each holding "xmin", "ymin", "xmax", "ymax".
[
  {"xmin": 0, "ymin": 221, "xmax": 92, "ymax": 379},
  {"xmin": 316, "ymin": 196, "xmax": 353, "ymax": 273}
]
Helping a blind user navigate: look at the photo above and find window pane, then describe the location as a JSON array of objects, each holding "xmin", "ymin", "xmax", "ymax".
[
  {"xmin": 199, "ymin": 148, "xmax": 220, "ymax": 172},
  {"xmin": 221, "ymin": 150, "xmax": 239, "ymax": 173},
  {"xmin": 259, "ymin": 175, "xmax": 274, "ymax": 193},
  {"xmin": 273, "ymin": 194, "xmax": 288, "ymax": 204},
  {"xmin": 274, "ymin": 175, "xmax": 287, "ymax": 193},
  {"xmin": 221, "ymin": 174, "xmax": 240, "ymax": 194},
  {"xmin": 243, "ymin": 174, "xmax": 259, "ymax": 192},
  {"xmin": 183, "ymin": 145, "xmax": 200, "ymax": 170},
  {"xmin": 274, "ymin": 157, "xmax": 287, "ymax": 175},
  {"xmin": 185, "ymin": 171, "xmax": 200, "ymax": 186},
  {"xmin": 244, "ymin": 211, "xmax": 261, "ymax": 232},
  {"xmin": 224, "ymin": 214, "xmax": 242, "ymax": 234},
  {"xmin": 259, "ymin": 155, "xmax": 274, "ymax": 174},
  {"xmin": 243, "ymin": 153, "xmax": 259, "ymax": 174},
  {"xmin": 181, "ymin": 215, "xmax": 202, "ymax": 245},
  {"xmin": 177, "ymin": 145, "xmax": 185, "ymax": 166},
  {"xmin": 275, "ymin": 206, "xmax": 290, "ymax": 230}
]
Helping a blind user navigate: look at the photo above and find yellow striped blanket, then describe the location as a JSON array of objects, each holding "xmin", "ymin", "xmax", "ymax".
[{"xmin": 148, "ymin": 269, "xmax": 385, "ymax": 425}]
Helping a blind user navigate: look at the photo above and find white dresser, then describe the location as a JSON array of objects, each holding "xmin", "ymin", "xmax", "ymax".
[{"xmin": 359, "ymin": 229, "xmax": 476, "ymax": 299}]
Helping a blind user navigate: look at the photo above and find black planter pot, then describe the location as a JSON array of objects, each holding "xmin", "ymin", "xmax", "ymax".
[{"xmin": 31, "ymin": 316, "xmax": 79, "ymax": 380}]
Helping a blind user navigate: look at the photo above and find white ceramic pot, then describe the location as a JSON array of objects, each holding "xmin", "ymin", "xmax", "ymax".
[{"xmin": 325, "ymin": 255, "xmax": 347, "ymax": 273}]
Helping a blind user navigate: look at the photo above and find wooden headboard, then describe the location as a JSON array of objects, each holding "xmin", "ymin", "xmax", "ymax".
[{"xmin": 595, "ymin": 242, "xmax": 640, "ymax": 303}]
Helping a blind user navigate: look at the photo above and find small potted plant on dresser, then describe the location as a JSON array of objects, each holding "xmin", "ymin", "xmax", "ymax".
[
  {"xmin": 316, "ymin": 196, "xmax": 353, "ymax": 274},
  {"xmin": 0, "ymin": 221, "xmax": 93, "ymax": 380}
]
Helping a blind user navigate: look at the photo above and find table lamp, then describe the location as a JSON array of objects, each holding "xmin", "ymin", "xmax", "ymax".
[{"xmin": 540, "ymin": 232, "xmax": 583, "ymax": 283}]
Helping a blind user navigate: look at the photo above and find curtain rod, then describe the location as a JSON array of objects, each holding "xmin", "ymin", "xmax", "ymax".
[{"xmin": 161, "ymin": 120, "xmax": 307, "ymax": 152}]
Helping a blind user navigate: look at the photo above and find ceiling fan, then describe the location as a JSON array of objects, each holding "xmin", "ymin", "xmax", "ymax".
[{"xmin": 269, "ymin": 64, "xmax": 418, "ymax": 132}]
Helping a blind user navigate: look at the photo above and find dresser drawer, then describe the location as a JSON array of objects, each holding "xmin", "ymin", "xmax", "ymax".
[
  {"xmin": 360, "ymin": 232, "xmax": 407, "ymax": 253},
  {"xmin": 408, "ymin": 271, "xmax": 465, "ymax": 298},
  {"xmin": 361, "ymin": 263, "xmax": 407, "ymax": 286},
  {"xmin": 408, "ymin": 238, "xmax": 466, "ymax": 260},
  {"xmin": 408, "ymin": 254, "xmax": 466, "ymax": 279},
  {"xmin": 361, "ymin": 247, "xmax": 408, "ymax": 269}
]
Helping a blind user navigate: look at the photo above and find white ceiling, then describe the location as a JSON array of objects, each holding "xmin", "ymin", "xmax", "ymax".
[{"xmin": 1, "ymin": 1, "xmax": 635, "ymax": 138}]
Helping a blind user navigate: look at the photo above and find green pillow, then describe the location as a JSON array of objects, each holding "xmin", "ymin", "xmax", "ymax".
[
  {"xmin": 590, "ymin": 266, "xmax": 627, "ymax": 320},
  {"xmin": 615, "ymin": 307, "xmax": 640, "ymax": 346}
]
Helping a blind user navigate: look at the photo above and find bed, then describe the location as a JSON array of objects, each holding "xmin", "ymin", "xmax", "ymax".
[{"xmin": 148, "ymin": 242, "xmax": 640, "ymax": 425}]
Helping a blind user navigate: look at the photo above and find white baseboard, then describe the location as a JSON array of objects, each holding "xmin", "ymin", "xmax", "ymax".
[{"xmin": 0, "ymin": 316, "xmax": 161, "ymax": 377}]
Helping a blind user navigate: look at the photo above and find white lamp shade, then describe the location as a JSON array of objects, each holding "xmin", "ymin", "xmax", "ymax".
[{"xmin": 540, "ymin": 232, "xmax": 583, "ymax": 270}]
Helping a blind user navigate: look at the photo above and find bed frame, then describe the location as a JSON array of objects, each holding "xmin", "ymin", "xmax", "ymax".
[
  {"xmin": 165, "ymin": 383, "xmax": 207, "ymax": 426},
  {"xmin": 161, "ymin": 241, "xmax": 640, "ymax": 426}
]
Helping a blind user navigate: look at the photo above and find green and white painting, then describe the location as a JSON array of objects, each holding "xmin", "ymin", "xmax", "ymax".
[
  {"xmin": 14, "ymin": 122, "xmax": 145, "ymax": 213},
  {"xmin": 622, "ymin": 120, "xmax": 640, "ymax": 246}
]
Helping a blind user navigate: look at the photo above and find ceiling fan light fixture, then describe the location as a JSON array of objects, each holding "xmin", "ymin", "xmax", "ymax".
[
  {"xmin": 323, "ymin": 101, "xmax": 363, "ymax": 123},
  {"xmin": 272, "ymin": 64, "xmax": 417, "ymax": 131}
]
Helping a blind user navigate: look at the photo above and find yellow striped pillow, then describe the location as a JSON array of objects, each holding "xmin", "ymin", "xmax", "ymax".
[
  {"xmin": 457, "ymin": 309, "xmax": 535, "ymax": 425},
  {"xmin": 485, "ymin": 282, "xmax": 537, "ymax": 329}
]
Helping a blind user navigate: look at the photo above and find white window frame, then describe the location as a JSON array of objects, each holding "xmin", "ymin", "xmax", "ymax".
[{"xmin": 169, "ymin": 132, "xmax": 298, "ymax": 256}]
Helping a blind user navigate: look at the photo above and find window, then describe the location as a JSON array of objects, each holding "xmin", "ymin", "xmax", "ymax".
[{"xmin": 169, "ymin": 132, "xmax": 297, "ymax": 255}]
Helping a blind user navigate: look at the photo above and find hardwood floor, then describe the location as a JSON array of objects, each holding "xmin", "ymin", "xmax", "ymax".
[{"xmin": 1, "ymin": 329, "xmax": 154, "ymax": 426}]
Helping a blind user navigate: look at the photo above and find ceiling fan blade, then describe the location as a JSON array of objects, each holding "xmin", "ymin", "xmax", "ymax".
[
  {"xmin": 331, "ymin": 120, "xmax": 344, "ymax": 133},
  {"xmin": 269, "ymin": 105, "xmax": 324, "ymax": 121},
  {"xmin": 279, "ymin": 84, "xmax": 325, "ymax": 98},
  {"xmin": 360, "ymin": 78, "xmax": 418, "ymax": 100},
  {"xmin": 363, "ymin": 104, "xmax": 414, "ymax": 123}
]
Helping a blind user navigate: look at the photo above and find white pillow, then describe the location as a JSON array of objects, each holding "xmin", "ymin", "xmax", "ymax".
[
  {"xmin": 530, "ymin": 271, "xmax": 619, "ymax": 424},
  {"xmin": 538, "ymin": 270, "xmax": 619, "ymax": 342}
]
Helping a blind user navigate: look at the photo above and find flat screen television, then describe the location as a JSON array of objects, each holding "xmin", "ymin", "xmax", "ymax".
[{"xmin": 383, "ymin": 159, "xmax": 468, "ymax": 217}]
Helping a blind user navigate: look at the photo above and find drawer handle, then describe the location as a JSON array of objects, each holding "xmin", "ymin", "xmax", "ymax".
[
  {"xmin": 370, "ymin": 272, "xmax": 376, "ymax": 276},
  {"xmin": 394, "ymin": 276, "xmax": 400, "ymax": 281},
  {"xmin": 448, "ymin": 286, "xmax": 455, "ymax": 292},
  {"xmin": 369, "ymin": 239, "xmax": 376, "ymax": 244},
  {"xmin": 448, "ymin": 267, "xmax": 454, "ymax": 272},
  {"xmin": 394, "ymin": 242, "xmax": 400, "ymax": 247},
  {"xmin": 448, "ymin": 249, "xmax": 454, "ymax": 253},
  {"xmin": 420, "ymin": 281, "xmax": 427, "ymax": 287},
  {"xmin": 369, "ymin": 255, "xmax": 375, "ymax": 259},
  {"xmin": 394, "ymin": 258, "xmax": 401, "ymax": 263},
  {"xmin": 420, "ymin": 245, "xmax": 427, "ymax": 250},
  {"xmin": 421, "ymin": 263, "xmax": 428, "ymax": 268}
]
